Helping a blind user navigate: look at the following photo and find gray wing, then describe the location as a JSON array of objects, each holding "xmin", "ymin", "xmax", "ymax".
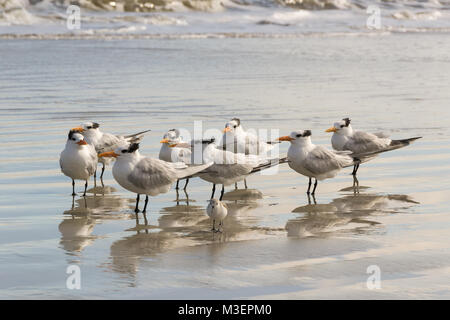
[
  {"xmin": 127, "ymin": 158, "xmax": 176, "ymax": 190},
  {"xmin": 96, "ymin": 133, "xmax": 123, "ymax": 153},
  {"xmin": 344, "ymin": 131, "xmax": 390, "ymax": 154},
  {"xmin": 203, "ymin": 163, "xmax": 253, "ymax": 180},
  {"xmin": 303, "ymin": 146, "xmax": 351, "ymax": 175}
]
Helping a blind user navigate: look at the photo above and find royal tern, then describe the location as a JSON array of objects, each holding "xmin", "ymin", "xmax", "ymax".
[
  {"xmin": 220, "ymin": 118, "xmax": 279, "ymax": 189},
  {"xmin": 171, "ymin": 138, "xmax": 286, "ymax": 200},
  {"xmin": 60, "ymin": 130, "xmax": 98, "ymax": 196},
  {"xmin": 278, "ymin": 130, "xmax": 355, "ymax": 195},
  {"xmin": 326, "ymin": 118, "xmax": 422, "ymax": 175},
  {"xmin": 206, "ymin": 199, "xmax": 228, "ymax": 232},
  {"xmin": 159, "ymin": 129, "xmax": 192, "ymax": 190},
  {"xmin": 71, "ymin": 122, "xmax": 150, "ymax": 181},
  {"xmin": 99, "ymin": 143, "xmax": 212, "ymax": 214},
  {"xmin": 220, "ymin": 118, "xmax": 276, "ymax": 155}
]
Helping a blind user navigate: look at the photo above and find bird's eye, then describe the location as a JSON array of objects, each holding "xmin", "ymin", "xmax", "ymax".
[
  {"xmin": 87, "ymin": 126, "xmax": 92, "ymax": 129},
  {"xmin": 340, "ymin": 125, "xmax": 344, "ymax": 128},
  {"xmin": 233, "ymin": 125, "xmax": 237, "ymax": 128},
  {"xmin": 121, "ymin": 150, "xmax": 127, "ymax": 153},
  {"xmin": 72, "ymin": 138, "xmax": 75, "ymax": 141},
  {"xmin": 296, "ymin": 134, "xmax": 301, "ymax": 137}
]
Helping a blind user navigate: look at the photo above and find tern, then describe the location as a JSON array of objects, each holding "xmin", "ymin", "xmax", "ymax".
[
  {"xmin": 220, "ymin": 118, "xmax": 277, "ymax": 155},
  {"xmin": 206, "ymin": 199, "xmax": 228, "ymax": 232},
  {"xmin": 171, "ymin": 138, "xmax": 286, "ymax": 200},
  {"xmin": 220, "ymin": 118, "xmax": 279, "ymax": 189},
  {"xmin": 71, "ymin": 122, "xmax": 150, "ymax": 181},
  {"xmin": 99, "ymin": 143, "xmax": 212, "ymax": 214},
  {"xmin": 278, "ymin": 130, "xmax": 355, "ymax": 195},
  {"xmin": 159, "ymin": 129, "xmax": 192, "ymax": 190},
  {"xmin": 60, "ymin": 130, "xmax": 98, "ymax": 196},
  {"xmin": 326, "ymin": 118, "xmax": 422, "ymax": 175}
]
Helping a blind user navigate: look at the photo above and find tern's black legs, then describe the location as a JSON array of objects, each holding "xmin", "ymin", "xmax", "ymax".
[
  {"xmin": 100, "ymin": 163, "xmax": 105, "ymax": 185},
  {"xmin": 312, "ymin": 179, "xmax": 318, "ymax": 195},
  {"xmin": 352, "ymin": 163, "xmax": 360, "ymax": 176},
  {"xmin": 135, "ymin": 194, "xmax": 140, "ymax": 213},
  {"xmin": 211, "ymin": 184, "xmax": 216, "ymax": 199},
  {"xmin": 235, "ymin": 182, "xmax": 238, "ymax": 190},
  {"xmin": 244, "ymin": 179, "xmax": 248, "ymax": 189},
  {"xmin": 307, "ymin": 193, "xmax": 317, "ymax": 205},
  {"xmin": 211, "ymin": 219, "xmax": 216, "ymax": 232},
  {"xmin": 306, "ymin": 177, "xmax": 318, "ymax": 195},
  {"xmin": 219, "ymin": 185, "xmax": 225, "ymax": 201},
  {"xmin": 142, "ymin": 195, "xmax": 149, "ymax": 213},
  {"xmin": 72, "ymin": 179, "xmax": 76, "ymax": 196},
  {"xmin": 175, "ymin": 180, "xmax": 180, "ymax": 190},
  {"xmin": 183, "ymin": 178, "xmax": 189, "ymax": 191},
  {"xmin": 83, "ymin": 180, "xmax": 88, "ymax": 197}
]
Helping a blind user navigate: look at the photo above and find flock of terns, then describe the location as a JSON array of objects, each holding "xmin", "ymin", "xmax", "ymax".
[{"xmin": 59, "ymin": 118, "xmax": 421, "ymax": 232}]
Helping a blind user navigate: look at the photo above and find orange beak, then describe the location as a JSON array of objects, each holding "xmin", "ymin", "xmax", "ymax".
[
  {"xmin": 169, "ymin": 142, "xmax": 190, "ymax": 149},
  {"xmin": 160, "ymin": 138, "xmax": 170, "ymax": 144},
  {"xmin": 98, "ymin": 151, "xmax": 118, "ymax": 158},
  {"xmin": 325, "ymin": 127, "xmax": 337, "ymax": 133},
  {"xmin": 71, "ymin": 126, "xmax": 84, "ymax": 133},
  {"xmin": 223, "ymin": 127, "xmax": 231, "ymax": 133},
  {"xmin": 77, "ymin": 140, "xmax": 87, "ymax": 145},
  {"xmin": 277, "ymin": 136, "xmax": 294, "ymax": 142}
]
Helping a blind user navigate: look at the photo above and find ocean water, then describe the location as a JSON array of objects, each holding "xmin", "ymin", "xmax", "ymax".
[{"xmin": 1, "ymin": 0, "xmax": 450, "ymax": 299}]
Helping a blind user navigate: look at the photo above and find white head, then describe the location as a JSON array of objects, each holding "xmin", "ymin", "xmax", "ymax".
[
  {"xmin": 71, "ymin": 122, "xmax": 101, "ymax": 135},
  {"xmin": 325, "ymin": 118, "xmax": 353, "ymax": 136},
  {"xmin": 277, "ymin": 130, "xmax": 312, "ymax": 145},
  {"xmin": 67, "ymin": 130, "xmax": 88, "ymax": 146},
  {"xmin": 223, "ymin": 118, "xmax": 243, "ymax": 135},
  {"xmin": 160, "ymin": 129, "xmax": 181, "ymax": 145},
  {"xmin": 98, "ymin": 143, "xmax": 140, "ymax": 160}
]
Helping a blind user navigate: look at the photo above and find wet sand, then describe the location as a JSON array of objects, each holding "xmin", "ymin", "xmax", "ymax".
[{"xmin": 0, "ymin": 34, "xmax": 449, "ymax": 299}]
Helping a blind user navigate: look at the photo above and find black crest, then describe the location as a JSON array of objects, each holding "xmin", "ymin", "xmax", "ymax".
[
  {"xmin": 202, "ymin": 138, "xmax": 216, "ymax": 144},
  {"xmin": 127, "ymin": 143, "xmax": 140, "ymax": 153},
  {"xmin": 68, "ymin": 130, "xmax": 77, "ymax": 140},
  {"xmin": 303, "ymin": 130, "xmax": 312, "ymax": 137},
  {"xmin": 231, "ymin": 118, "xmax": 241, "ymax": 126},
  {"xmin": 342, "ymin": 118, "xmax": 351, "ymax": 127},
  {"xmin": 92, "ymin": 122, "xmax": 100, "ymax": 129}
]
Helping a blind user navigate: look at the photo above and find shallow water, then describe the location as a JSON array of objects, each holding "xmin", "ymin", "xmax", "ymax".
[{"xmin": 0, "ymin": 33, "xmax": 449, "ymax": 299}]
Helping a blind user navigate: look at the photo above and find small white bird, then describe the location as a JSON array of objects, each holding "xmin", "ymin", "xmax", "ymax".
[
  {"xmin": 326, "ymin": 118, "xmax": 421, "ymax": 175},
  {"xmin": 206, "ymin": 198, "xmax": 228, "ymax": 232},
  {"xmin": 159, "ymin": 129, "xmax": 192, "ymax": 190},
  {"xmin": 171, "ymin": 138, "xmax": 286, "ymax": 200},
  {"xmin": 71, "ymin": 122, "xmax": 150, "ymax": 181},
  {"xmin": 278, "ymin": 130, "xmax": 355, "ymax": 195},
  {"xmin": 60, "ymin": 130, "xmax": 98, "ymax": 196},
  {"xmin": 99, "ymin": 143, "xmax": 212, "ymax": 215}
]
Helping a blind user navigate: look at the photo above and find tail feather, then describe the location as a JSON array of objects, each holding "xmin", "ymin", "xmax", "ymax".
[
  {"xmin": 250, "ymin": 157, "xmax": 289, "ymax": 174},
  {"xmin": 124, "ymin": 130, "xmax": 152, "ymax": 139},
  {"xmin": 175, "ymin": 162, "xmax": 214, "ymax": 180},
  {"xmin": 352, "ymin": 136, "xmax": 422, "ymax": 161}
]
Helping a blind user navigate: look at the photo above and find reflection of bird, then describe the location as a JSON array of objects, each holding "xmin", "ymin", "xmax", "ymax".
[
  {"xmin": 278, "ymin": 130, "xmax": 354, "ymax": 195},
  {"xmin": 207, "ymin": 199, "xmax": 228, "ymax": 232},
  {"xmin": 59, "ymin": 216, "xmax": 96, "ymax": 253},
  {"xmin": 99, "ymin": 143, "xmax": 212, "ymax": 214},
  {"xmin": 287, "ymin": 193, "xmax": 419, "ymax": 237},
  {"xmin": 71, "ymin": 122, "xmax": 150, "ymax": 181},
  {"xmin": 326, "ymin": 118, "xmax": 421, "ymax": 175},
  {"xmin": 60, "ymin": 130, "xmax": 97, "ymax": 196},
  {"xmin": 159, "ymin": 129, "xmax": 192, "ymax": 190}
]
